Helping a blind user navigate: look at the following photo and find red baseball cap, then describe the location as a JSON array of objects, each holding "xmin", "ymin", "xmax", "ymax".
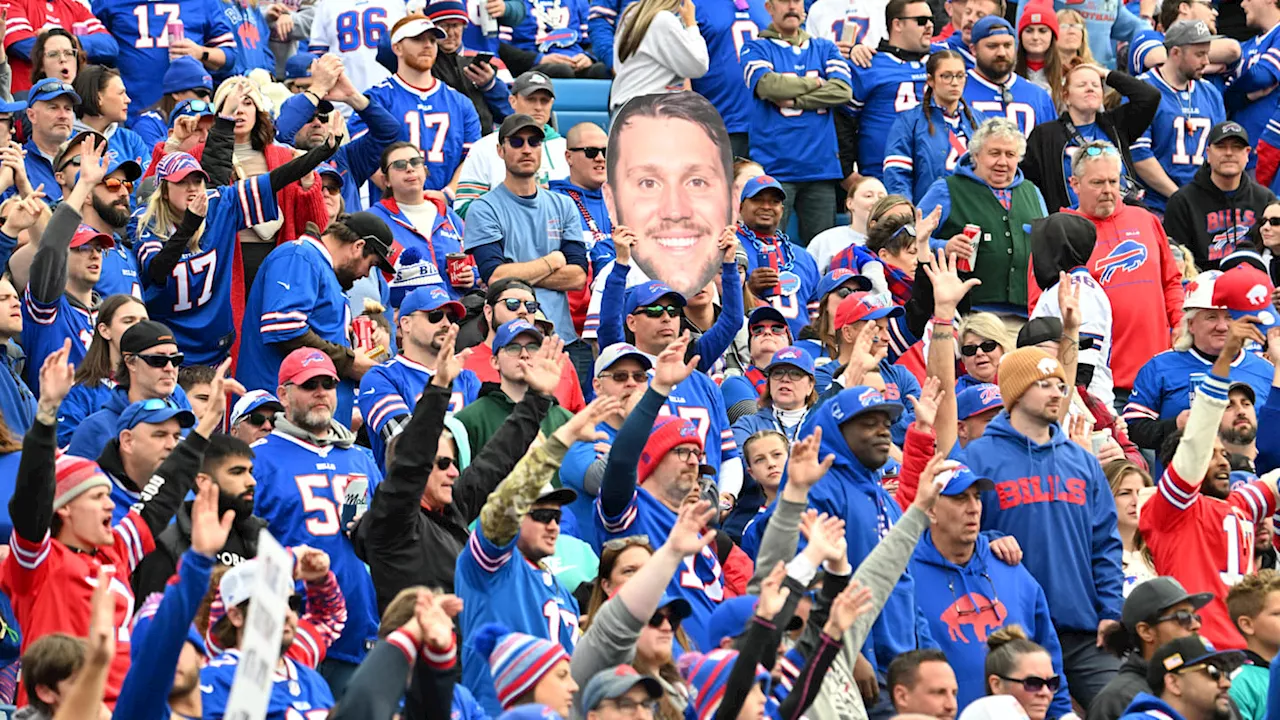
[
  {"xmin": 834, "ymin": 292, "xmax": 904, "ymax": 329},
  {"xmin": 70, "ymin": 223, "xmax": 114, "ymax": 250},
  {"xmin": 278, "ymin": 348, "xmax": 338, "ymax": 386}
]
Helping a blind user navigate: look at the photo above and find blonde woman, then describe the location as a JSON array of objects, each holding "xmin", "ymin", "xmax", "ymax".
[
  {"xmin": 1055, "ymin": 9, "xmax": 1097, "ymax": 68},
  {"xmin": 956, "ymin": 312, "xmax": 1015, "ymax": 389},
  {"xmin": 1106, "ymin": 460, "xmax": 1156, "ymax": 596},
  {"xmin": 610, "ymin": 0, "xmax": 709, "ymax": 112}
]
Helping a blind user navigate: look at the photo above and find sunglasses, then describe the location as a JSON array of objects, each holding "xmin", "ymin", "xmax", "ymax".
[
  {"xmin": 506, "ymin": 135, "xmax": 543, "ymax": 149},
  {"xmin": 569, "ymin": 146, "xmax": 606, "ymax": 159},
  {"xmin": 634, "ymin": 304, "xmax": 682, "ymax": 319},
  {"xmin": 528, "ymin": 507, "xmax": 562, "ymax": 524},
  {"xmin": 960, "ymin": 339, "xmax": 1000, "ymax": 356},
  {"xmin": 648, "ymin": 609, "xmax": 683, "ymax": 631},
  {"xmin": 1263, "ymin": 217, "xmax": 1280, "ymax": 227},
  {"xmin": 898, "ymin": 15, "xmax": 932, "ymax": 25},
  {"xmin": 1154, "ymin": 609, "xmax": 1202, "ymax": 629},
  {"xmin": 184, "ymin": 99, "xmax": 213, "ymax": 113},
  {"xmin": 433, "ymin": 456, "xmax": 456, "ymax": 471},
  {"xmin": 135, "ymin": 352, "xmax": 184, "ymax": 368},
  {"xmin": 751, "ymin": 323, "xmax": 789, "ymax": 337},
  {"xmin": 387, "ymin": 156, "xmax": 425, "ymax": 172},
  {"xmin": 136, "ymin": 397, "xmax": 175, "ymax": 411},
  {"xmin": 312, "ymin": 112, "xmax": 331, "ymax": 124},
  {"xmin": 1179, "ymin": 664, "xmax": 1227, "ymax": 682},
  {"xmin": 998, "ymin": 674, "xmax": 1061, "ymax": 693},
  {"xmin": 832, "ymin": 286, "xmax": 858, "ymax": 299},
  {"xmin": 600, "ymin": 370, "xmax": 648, "ymax": 383},
  {"xmin": 1084, "ymin": 145, "xmax": 1120, "ymax": 158},
  {"xmin": 294, "ymin": 376, "xmax": 338, "ymax": 391},
  {"xmin": 102, "ymin": 177, "xmax": 134, "ymax": 193},
  {"xmin": 602, "ymin": 534, "xmax": 650, "ymax": 552},
  {"xmin": 425, "ymin": 309, "xmax": 457, "ymax": 324},
  {"xmin": 502, "ymin": 340, "xmax": 543, "ymax": 356},
  {"xmin": 245, "ymin": 411, "xmax": 275, "ymax": 427},
  {"xmin": 499, "ymin": 298, "xmax": 540, "ymax": 313}
]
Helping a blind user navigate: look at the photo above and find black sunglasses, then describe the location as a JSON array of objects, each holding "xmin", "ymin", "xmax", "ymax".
[
  {"xmin": 506, "ymin": 136, "xmax": 543, "ymax": 149},
  {"xmin": 998, "ymin": 674, "xmax": 1060, "ymax": 693},
  {"xmin": 136, "ymin": 352, "xmax": 184, "ymax": 368},
  {"xmin": 296, "ymin": 376, "xmax": 338, "ymax": 391},
  {"xmin": 1153, "ymin": 609, "xmax": 1201, "ymax": 629},
  {"xmin": 960, "ymin": 339, "xmax": 1000, "ymax": 357},
  {"xmin": 1180, "ymin": 664, "xmax": 1228, "ymax": 682},
  {"xmin": 312, "ymin": 111, "xmax": 331, "ymax": 124},
  {"xmin": 600, "ymin": 370, "xmax": 648, "ymax": 383},
  {"xmin": 246, "ymin": 411, "xmax": 275, "ymax": 427},
  {"xmin": 648, "ymin": 609, "xmax": 683, "ymax": 631},
  {"xmin": 634, "ymin": 304, "xmax": 682, "ymax": 319},
  {"xmin": 1264, "ymin": 217, "xmax": 1280, "ymax": 227},
  {"xmin": 569, "ymin": 146, "xmax": 606, "ymax": 159},
  {"xmin": 433, "ymin": 456, "xmax": 457, "ymax": 471},
  {"xmin": 898, "ymin": 15, "xmax": 932, "ymax": 25},
  {"xmin": 387, "ymin": 156, "xmax": 425, "ymax": 172},
  {"xmin": 499, "ymin": 298, "xmax": 540, "ymax": 313},
  {"xmin": 425, "ymin": 309, "xmax": 457, "ymax": 324},
  {"xmin": 832, "ymin": 286, "xmax": 858, "ymax": 299},
  {"xmin": 528, "ymin": 507, "xmax": 562, "ymax": 524}
]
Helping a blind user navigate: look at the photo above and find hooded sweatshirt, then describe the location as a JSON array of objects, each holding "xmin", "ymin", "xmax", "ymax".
[
  {"xmin": 1163, "ymin": 162, "xmax": 1278, "ymax": 272},
  {"xmin": 964, "ymin": 412, "xmax": 1125, "ymax": 633},
  {"xmin": 65, "ymin": 385, "xmax": 193, "ymax": 466},
  {"xmin": 1119, "ymin": 692, "xmax": 1189, "ymax": 720},
  {"xmin": 910, "ymin": 531, "xmax": 1073, "ymax": 717}
]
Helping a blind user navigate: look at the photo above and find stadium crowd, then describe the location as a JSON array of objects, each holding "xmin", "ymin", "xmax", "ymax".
[{"xmin": 0, "ymin": 0, "xmax": 1278, "ymax": 716}]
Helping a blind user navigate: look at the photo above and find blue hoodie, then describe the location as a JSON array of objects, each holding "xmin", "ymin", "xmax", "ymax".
[
  {"xmin": 910, "ymin": 530, "xmax": 1072, "ymax": 716},
  {"xmin": 965, "ymin": 412, "xmax": 1124, "ymax": 633},
  {"xmin": 65, "ymin": 385, "xmax": 192, "ymax": 461},
  {"xmin": 1120, "ymin": 692, "xmax": 1188, "ymax": 720}
]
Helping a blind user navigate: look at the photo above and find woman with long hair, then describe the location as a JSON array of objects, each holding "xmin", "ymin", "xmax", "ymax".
[
  {"xmin": 807, "ymin": 175, "xmax": 886, "ymax": 273},
  {"xmin": 56, "ymin": 294, "xmax": 149, "ymax": 446},
  {"xmin": 1106, "ymin": 459, "xmax": 1156, "ymax": 596},
  {"xmin": 1055, "ymin": 10, "xmax": 1097, "ymax": 68},
  {"xmin": 610, "ymin": 0, "xmax": 709, "ymax": 112},
  {"xmin": 722, "ymin": 427, "xmax": 790, "ymax": 540},
  {"xmin": 956, "ymin": 312, "xmax": 1015, "ymax": 389},
  {"xmin": 133, "ymin": 79, "xmax": 338, "ymax": 366},
  {"xmin": 984, "ymin": 625, "xmax": 1061, "ymax": 720},
  {"xmin": 884, "ymin": 51, "xmax": 985, "ymax": 203},
  {"xmin": 29, "ymin": 29, "xmax": 82, "ymax": 86},
  {"xmin": 1016, "ymin": 2, "xmax": 1063, "ymax": 96},
  {"xmin": 826, "ymin": 193, "xmax": 914, "ymax": 298}
]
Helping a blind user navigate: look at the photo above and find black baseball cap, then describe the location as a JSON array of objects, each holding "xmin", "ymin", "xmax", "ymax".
[
  {"xmin": 498, "ymin": 113, "xmax": 544, "ymax": 144},
  {"xmin": 1208, "ymin": 120, "xmax": 1249, "ymax": 146},
  {"xmin": 1121, "ymin": 577, "xmax": 1213, "ymax": 629},
  {"xmin": 1146, "ymin": 635, "xmax": 1244, "ymax": 693},
  {"xmin": 54, "ymin": 130, "xmax": 108, "ymax": 172},
  {"xmin": 341, "ymin": 212, "xmax": 395, "ymax": 274},
  {"xmin": 1015, "ymin": 317, "xmax": 1095, "ymax": 351},
  {"xmin": 120, "ymin": 320, "xmax": 178, "ymax": 355}
]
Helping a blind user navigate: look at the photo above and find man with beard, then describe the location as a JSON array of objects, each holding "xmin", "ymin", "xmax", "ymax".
[
  {"xmin": 130, "ymin": 433, "xmax": 264, "ymax": 598},
  {"xmin": 362, "ymin": 15, "xmax": 481, "ymax": 194},
  {"xmin": 52, "ymin": 130, "xmax": 143, "ymax": 299},
  {"xmin": 424, "ymin": 0, "xmax": 516, "ymax": 133},
  {"xmin": 358, "ymin": 285, "xmax": 481, "ymax": 469},
  {"xmin": 1118, "ymin": 636, "xmax": 1243, "ymax": 720},
  {"xmin": 736, "ymin": 176, "xmax": 821, "ymax": 338},
  {"xmin": 1220, "ymin": 383, "xmax": 1259, "ymax": 470},
  {"xmin": 250, "ymin": 348, "xmax": 384, "ymax": 696},
  {"xmin": 965, "ymin": 347, "xmax": 1125, "ymax": 707},
  {"xmin": 960, "ymin": 16, "xmax": 1056, "ymax": 137},
  {"xmin": 276, "ymin": 53, "xmax": 401, "ymax": 214},
  {"xmin": 465, "ymin": 114, "xmax": 590, "ymax": 379},
  {"xmin": 1141, "ymin": 317, "xmax": 1280, "ymax": 651},
  {"xmin": 237, "ymin": 211, "xmax": 396, "ymax": 428}
]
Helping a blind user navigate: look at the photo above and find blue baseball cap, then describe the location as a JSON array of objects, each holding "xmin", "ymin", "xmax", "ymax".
[
  {"xmin": 764, "ymin": 346, "xmax": 815, "ymax": 376},
  {"xmin": 29, "ymin": 77, "xmax": 80, "ymax": 105},
  {"xmin": 740, "ymin": 174, "xmax": 786, "ymax": 204},
  {"xmin": 162, "ymin": 56, "xmax": 214, "ymax": 95},
  {"xmin": 624, "ymin": 280, "xmax": 686, "ymax": 316},
  {"xmin": 971, "ymin": 15, "xmax": 1015, "ymax": 46},
  {"xmin": 492, "ymin": 319, "xmax": 544, "ymax": 352},
  {"xmin": 400, "ymin": 285, "xmax": 465, "ymax": 321},
  {"xmin": 169, "ymin": 98, "xmax": 214, "ymax": 127},
  {"xmin": 230, "ymin": 390, "xmax": 282, "ymax": 427},
  {"xmin": 285, "ymin": 52, "xmax": 316, "ymax": 80},
  {"xmin": 0, "ymin": 99, "xmax": 25, "ymax": 114},
  {"xmin": 116, "ymin": 398, "xmax": 196, "ymax": 436},
  {"xmin": 827, "ymin": 385, "xmax": 905, "ymax": 425},
  {"xmin": 317, "ymin": 161, "xmax": 345, "ymax": 188},
  {"xmin": 937, "ymin": 463, "xmax": 995, "ymax": 496},
  {"xmin": 956, "ymin": 383, "xmax": 1003, "ymax": 420},
  {"xmin": 748, "ymin": 305, "xmax": 788, "ymax": 329},
  {"xmin": 704, "ymin": 596, "xmax": 757, "ymax": 649},
  {"xmin": 817, "ymin": 268, "xmax": 872, "ymax": 298}
]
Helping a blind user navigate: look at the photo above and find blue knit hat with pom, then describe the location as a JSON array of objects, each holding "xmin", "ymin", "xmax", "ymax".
[
  {"xmin": 679, "ymin": 649, "xmax": 771, "ymax": 720},
  {"xmin": 473, "ymin": 623, "xmax": 571, "ymax": 710}
]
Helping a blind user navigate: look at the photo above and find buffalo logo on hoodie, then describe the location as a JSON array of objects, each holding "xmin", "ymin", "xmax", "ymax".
[
  {"xmin": 1096, "ymin": 240, "xmax": 1148, "ymax": 283},
  {"xmin": 939, "ymin": 591, "xmax": 1008, "ymax": 643}
]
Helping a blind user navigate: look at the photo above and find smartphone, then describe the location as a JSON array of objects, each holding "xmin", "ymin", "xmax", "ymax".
[
  {"xmin": 473, "ymin": 52, "xmax": 494, "ymax": 66},
  {"xmin": 840, "ymin": 22, "xmax": 857, "ymax": 44},
  {"xmin": 1091, "ymin": 429, "xmax": 1112, "ymax": 456}
]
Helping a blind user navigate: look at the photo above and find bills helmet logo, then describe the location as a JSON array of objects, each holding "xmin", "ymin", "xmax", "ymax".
[
  {"xmin": 776, "ymin": 348, "xmax": 803, "ymax": 362},
  {"xmin": 429, "ymin": 287, "xmax": 450, "ymax": 302},
  {"xmin": 537, "ymin": 28, "xmax": 579, "ymax": 52},
  {"xmin": 777, "ymin": 271, "xmax": 802, "ymax": 297},
  {"xmin": 859, "ymin": 387, "xmax": 883, "ymax": 405},
  {"xmin": 301, "ymin": 351, "xmax": 327, "ymax": 366},
  {"xmin": 1096, "ymin": 241, "xmax": 1148, "ymax": 283},
  {"xmin": 677, "ymin": 420, "xmax": 699, "ymax": 440}
]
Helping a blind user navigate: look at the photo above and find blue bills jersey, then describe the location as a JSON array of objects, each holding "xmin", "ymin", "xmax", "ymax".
[
  {"xmin": 848, "ymin": 52, "xmax": 927, "ymax": 179},
  {"xmin": 658, "ymin": 371, "xmax": 740, "ymax": 471},
  {"xmin": 1228, "ymin": 23, "xmax": 1280, "ymax": 165},
  {"xmin": 1127, "ymin": 28, "xmax": 1164, "ymax": 76},
  {"xmin": 92, "ymin": 0, "xmax": 235, "ymax": 117},
  {"xmin": 355, "ymin": 75, "xmax": 481, "ymax": 192},
  {"xmin": 741, "ymin": 35, "xmax": 851, "ymax": 182},
  {"xmin": 1132, "ymin": 70, "xmax": 1225, "ymax": 214},
  {"xmin": 251, "ymin": 431, "xmax": 384, "ymax": 665},
  {"xmin": 691, "ymin": 0, "xmax": 770, "ymax": 135},
  {"xmin": 1123, "ymin": 348, "xmax": 1274, "ymax": 425},
  {"xmin": 238, "ymin": 237, "xmax": 358, "ymax": 427},
  {"xmin": 961, "ymin": 69, "xmax": 1057, "ymax": 138},
  {"xmin": 200, "ymin": 650, "xmax": 335, "ymax": 720},
  {"xmin": 21, "ymin": 288, "xmax": 92, "ymax": 396},
  {"xmin": 594, "ymin": 487, "xmax": 723, "ymax": 649},
  {"xmin": 506, "ymin": 0, "xmax": 590, "ymax": 57},
  {"xmin": 97, "ymin": 246, "xmax": 141, "ymax": 300},
  {"xmin": 357, "ymin": 355, "xmax": 481, "ymax": 469},
  {"xmin": 457, "ymin": 521, "xmax": 580, "ymax": 717},
  {"xmin": 736, "ymin": 225, "xmax": 821, "ymax": 337},
  {"xmin": 135, "ymin": 175, "xmax": 277, "ymax": 366}
]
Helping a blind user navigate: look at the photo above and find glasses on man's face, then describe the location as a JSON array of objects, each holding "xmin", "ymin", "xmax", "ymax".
[
  {"xmin": 671, "ymin": 447, "xmax": 700, "ymax": 463},
  {"xmin": 960, "ymin": 339, "xmax": 1000, "ymax": 357},
  {"xmin": 528, "ymin": 507, "xmax": 562, "ymax": 525},
  {"xmin": 425, "ymin": 309, "xmax": 457, "ymax": 324},
  {"xmin": 750, "ymin": 323, "xmax": 788, "ymax": 337},
  {"xmin": 500, "ymin": 298, "xmax": 540, "ymax": 313},
  {"xmin": 600, "ymin": 370, "xmax": 648, "ymax": 384},
  {"xmin": 44, "ymin": 49, "xmax": 77, "ymax": 61},
  {"xmin": 312, "ymin": 112, "xmax": 331, "ymax": 125},
  {"xmin": 1154, "ymin": 609, "xmax": 1202, "ymax": 630},
  {"xmin": 634, "ymin": 304, "xmax": 682, "ymax": 319},
  {"xmin": 769, "ymin": 368, "xmax": 809, "ymax": 382},
  {"xmin": 102, "ymin": 177, "xmax": 133, "ymax": 193},
  {"xmin": 506, "ymin": 135, "xmax": 543, "ymax": 149},
  {"xmin": 1180, "ymin": 664, "xmax": 1228, "ymax": 682},
  {"xmin": 433, "ymin": 456, "xmax": 457, "ymax": 471},
  {"xmin": 998, "ymin": 674, "xmax": 1061, "ymax": 693},
  {"xmin": 1033, "ymin": 378, "xmax": 1068, "ymax": 395},
  {"xmin": 294, "ymin": 376, "xmax": 338, "ymax": 391},
  {"xmin": 135, "ymin": 352, "xmax": 184, "ymax": 368},
  {"xmin": 898, "ymin": 15, "xmax": 933, "ymax": 25},
  {"xmin": 502, "ymin": 340, "xmax": 543, "ymax": 356},
  {"xmin": 388, "ymin": 156, "xmax": 425, "ymax": 172},
  {"xmin": 936, "ymin": 72, "xmax": 967, "ymax": 84},
  {"xmin": 246, "ymin": 411, "xmax": 275, "ymax": 427},
  {"xmin": 569, "ymin": 146, "xmax": 606, "ymax": 159},
  {"xmin": 602, "ymin": 697, "xmax": 660, "ymax": 717}
]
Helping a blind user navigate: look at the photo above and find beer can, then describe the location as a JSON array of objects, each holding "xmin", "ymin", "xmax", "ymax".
[
  {"xmin": 958, "ymin": 224, "xmax": 981, "ymax": 273},
  {"xmin": 166, "ymin": 20, "xmax": 185, "ymax": 43},
  {"xmin": 352, "ymin": 315, "xmax": 373, "ymax": 351},
  {"xmin": 446, "ymin": 252, "xmax": 471, "ymax": 286}
]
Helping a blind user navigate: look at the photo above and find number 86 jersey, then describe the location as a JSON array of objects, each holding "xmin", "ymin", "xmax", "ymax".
[{"xmin": 310, "ymin": 0, "xmax": 407, "ymax": 93}]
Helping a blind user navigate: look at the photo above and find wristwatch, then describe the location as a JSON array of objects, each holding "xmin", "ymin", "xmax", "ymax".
[{"xmin": 201, "ymin": 49, "xmax": 210, "ymax": 61}]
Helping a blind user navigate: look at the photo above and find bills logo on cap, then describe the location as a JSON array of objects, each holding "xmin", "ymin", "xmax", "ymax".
[
  {"xmin": 430, "ymin": 286, "xmax": 449, "ymax": 302},
  {"xmin": 777, "ymin": 348, "xmax": 802, "ymax": 362},
  {"xmin": 832, "ymin": 268, "xmax": 854, "ymax": 280},
  {"xmin": 678, "ymin": 421, "xmax": 699, "ymax": 440},
  {"xmin": 1037, "ymin": 357, "xmax": 1059, "ymax": 375},
  {"xmin": 1247, "ymin": 284, "xmax": 1269, "ymax": 308},
  {"xmin": 301, "ymin": 350, "xmax": 327, "ymax": 366},
  {"xmin": 859, "ymin": 387, "xmax": 883, "ymax": 405},
  {"xmin": 980, "ymin": 385, "xmax": 1002, "ymax": 405}
]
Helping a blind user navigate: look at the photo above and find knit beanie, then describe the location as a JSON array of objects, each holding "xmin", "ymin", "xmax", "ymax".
[
  {"xmin": 637, "ymin": 416, "xmax": 705, "ymax": 485},
  {"xmin": 1018, "ymin": 0, "xmax": 1060, "ymax": 40},
  {"xmin": 679, "ymin": 649, "xmax": 771, "ymax": 720},
  {"xmin": 53, "ymin": 454, "xmax": 111, "ymax": 511},
  {"xmin": 997, "ymin": 347, "xmax": 1068, "ymax": 411},
  {"xmin": 473, "ymin": 623, "xmax": 570, "ymax": 710}
]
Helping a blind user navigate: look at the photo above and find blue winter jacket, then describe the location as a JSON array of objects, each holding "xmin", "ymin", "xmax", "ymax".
[
  {"xmin": 965, "ymin": 412, "xmax": 1125, "ymax": 633},
  {"xmin": 0, "ymin": 349, "xmax": 35, "ymax": 438},
  {"xmin": 910, "ymin": 530, "xmax": 1072, "ymax": 716},
  {"xmin": 884, "ymin": 99, "xmax": 987, "ymax": 203},
  {"xmin": 66, "ymin": 385, "xmax": 193, "ymax": 460}
]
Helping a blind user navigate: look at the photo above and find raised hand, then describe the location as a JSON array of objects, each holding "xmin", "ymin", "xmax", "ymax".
[
  {"xmin": 911, "ymin": 454, "xmax": 954, "ymax": 512},
  {"xmin": 909, "ymin": 375, "xmax": 943, "ymax": 431},
  {"xmin": 198, "ymin": 357, "xmax": 246, "ymax": 434},
  {"xmin": 419, "ymin": 592, "xmax": 461, "ymax": 651},
  {"xmin": 523, "ymin": 334, "xmax": 565, "ymax": 395},
  {"xmin": 755, "ymin": 561, "xmax": 791, "ymax": 620},
  {"xmin": 651, "ymin": 331, "xmax": 698, "ymax": 394},
  {"xmin": 3, "ymin": 186, "xmax": 48, "ymax": 235},
  {"xmin": 1067, "ymin": 413, "xmax": 1092, "ymax": 451},
  {"xmin": 841, "ymin": 321, "xmax": 884, "ymax": 388},
  {"xmin": 294, "ymin": 547, "xmax": 331, "ymax": 582},
  {"xmin": 432, "ymin": 324, "xmax": 470, "ymax": 388},
  {"xmin": 663, "ymin": 499, "xmax": 717, "ymax": 557},
  {"xmin": 614, "ymin": 225, "xmax": 636, "ymax": 265},
  {"xmin": 915, "ymin": 205, "xmax": 942, "ymax": 249},
  {"xmin": 217, "ymin": 80, "xmax": 249, "ymax": 118},
  {"xmin": 75, "ymin": 136, "xmax": 107, "ymax": 188},
  {"xmin": 1058, "ymin": 272, "xmax": 1081, "ymax": 334},
  {"xmin": 717, "ymin": 225, "xmax": 738, "ymax": 263},
  {"xmin": 86, "ymin": 566, "xmax": 116, "ymax": 666},
  {"xmin": 823, "ymin": 580, "xmax": 875, "ymax": 639},
  {"xmin": 787, "ymin": 427, "xmax": 834, "ymax": 491},
  {"xmin": 800, "ymin": 511, "xmax": 847, "ymax": 565},
  {"xmin": 552, "ymin": 395, "xmax": 620, "ymax": 446},
  {"xmin": 37, "ymin": 339, "xmax": 75, "ymax": 415},
  {"xmin": 1223, "ymin": 317, "xmax": 1267, "ymax": 361},
  {"xmin": 190, "ymin": 476, "xmax": 235, "ymax": 558},
  {"xmin": 922, "ymin": 249, "xmax": 981, "ymax": 315}
]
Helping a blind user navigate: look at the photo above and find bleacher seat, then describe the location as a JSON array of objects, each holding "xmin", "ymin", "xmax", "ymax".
[{"xmin": 550, "ymin": 79, "xmax": 612, "ymax": 133}]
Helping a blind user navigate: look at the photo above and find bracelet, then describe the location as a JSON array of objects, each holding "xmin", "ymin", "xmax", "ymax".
[
  {"xmin": 543, "ymin": 257, "xmax": 554, "ymax": 273},
  {"xmin": 931, "ymin": 316, "xmax": 954, "ymax": 326}
]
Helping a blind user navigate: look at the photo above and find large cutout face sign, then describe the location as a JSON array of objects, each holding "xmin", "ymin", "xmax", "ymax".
[{"xmin": 604, "ymin": 92, "xmax": 735, "ymax": 298}]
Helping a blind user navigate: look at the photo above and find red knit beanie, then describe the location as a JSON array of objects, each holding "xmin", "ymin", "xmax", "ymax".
[
  {"xmin": 637, "ymin": 416, "xmax": 705, "ymax": 485},
  {"xmin": 54, "ymin": 454, "xmax": 110, "ymax": 510},
  {"xmin": 1018, "ymin": 1, "xmax": 1059, "ymax": 40}
]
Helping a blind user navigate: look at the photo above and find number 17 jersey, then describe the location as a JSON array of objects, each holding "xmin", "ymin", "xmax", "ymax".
[
  {"xmin": 849, "ymin": 52, "xmax": 926, "ymax": 178},
  {"xmin": 310, "ymin": 0, "xmax": 407, "ymax": 92},
  {"xmin": 1131, "ymin": 70, "xmax": 1225, "ymax": 214}
]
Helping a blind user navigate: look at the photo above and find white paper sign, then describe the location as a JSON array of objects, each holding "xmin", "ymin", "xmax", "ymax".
[{"xmin": 221, "ymin": 529, "xmax": 293, "ymax": 720}]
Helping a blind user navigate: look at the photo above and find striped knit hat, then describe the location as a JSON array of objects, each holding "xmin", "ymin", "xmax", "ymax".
[
  {"xmin": 54, "ymin": 454, "xmax": 111, "ymax": 510},
  {"xmin": 679, "ymin": 649, "xmax": 771, "ymax": 720},
  {"xmin": 473, "ymin": 623, "xmax": 570, "ymax": 710},
  {"xmin": 424, "ymin": 0, "xmax": 470, "ymax": 24}
]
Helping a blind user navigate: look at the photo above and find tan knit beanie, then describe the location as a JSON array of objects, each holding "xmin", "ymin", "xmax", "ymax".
[{"xmin": 997, "ymin": 347, "xmax": 1068, "ymax": 411}]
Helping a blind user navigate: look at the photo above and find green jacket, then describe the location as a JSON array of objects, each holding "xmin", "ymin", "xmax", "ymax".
[
  {"xmin": 1229, "ymin": 652, "xmax": 1270, "ymax": 720},
  {"xmin": 454, "ymin": 387, "xmax": 573, "ymax": 474}
]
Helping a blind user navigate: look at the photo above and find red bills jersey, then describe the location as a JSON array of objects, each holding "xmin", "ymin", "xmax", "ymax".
[
  {"xmin": 1, "ymin": 512, "xmax": 155, "ymax": 707},
  {"xmin": 1139, "ymin": 467, "xmax": 1276, "ymax": 649}
]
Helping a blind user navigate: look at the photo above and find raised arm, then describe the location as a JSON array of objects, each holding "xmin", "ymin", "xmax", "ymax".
[
  {"xmin": 921, "ymin": 250, "xmax": 979, "ymax": 455},
  {"xmin": 694, "ymin": 228, "xmax": 746, "ymax": 372},
  {"xmin": 30, "ymin": 138, "xmax": 105, "ymax": 303},
  {"xmin": 10, "ymin": 340, "xmax": 74, "ymax": 544}
]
